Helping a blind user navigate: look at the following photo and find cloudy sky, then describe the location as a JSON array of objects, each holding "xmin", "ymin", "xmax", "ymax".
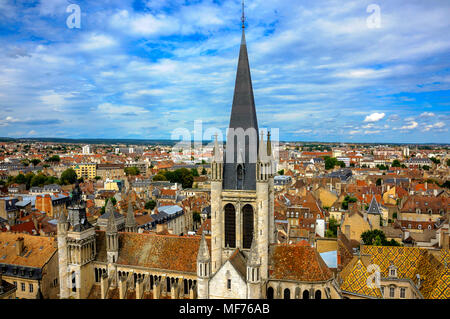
[{"xmin": 0, "ymin": 0, "xmax": 449, "ymax": 143}]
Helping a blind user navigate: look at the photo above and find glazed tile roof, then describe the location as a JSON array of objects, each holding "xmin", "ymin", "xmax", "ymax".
[
  {"xmin": 268, "ymin": 244, "xmax": 333, "ymax": 282},
  {"xmin": 361, "ymin": 245, "xmax": 450, "ymax": 299},
  {"xmin": 95, "ymin": 231, "xmax": 210, "ymax": 274},
  {"xmin": 340, "ymin": 257, "xmax": 383, "ymax": 298},
  {"xmin": 0, "ymin": 232, "xmax": 57, "ymax": 268}
]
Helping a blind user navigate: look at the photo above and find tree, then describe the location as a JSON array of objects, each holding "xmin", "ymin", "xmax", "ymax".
[
  {"xmin": 326, "ymin": 217, "xmax": 339, "ymax": 238},
  {"xmin": 324, "ymin": 157, "xmax": 340, "ymax": 170},
  {"xmin": 46, "ymin": 155, "xmax": 60, "ymax": 163},
  {"xmin": 430, "ymin": 157, "xmax": 440, "ymax": 164},
  {"xmin": 145, "ymin": 200, "xmax": 156, "ymax": 210},
  {"xmin": 342, "ymin": 195, "xmax": 357, "ymax": 210},
  {"xmin": 191, "ymin": 168, "xmax": 199, "ymax": 177},
  {"xmin": 60, "ymin": 168, "xmax": 78, "ymax": 185},
  {"xmin": 361, "ymin": 229, "xmax": 400, "ymax": 246},
  {"xmin": 376, "ymin": 178, "xmax": 382, "ymax": 186},
  {"xmin": 94, "ymin": 176, "xmax": 101, "ymax": 181},
  {"xmin": 15, "ymin": 173, "xmax": 26, "ymax": 185},
  {"xmin": 30, "ymin": 159, "xmax": 41, "ymax": 166},
  {"xmin": 338, "ymin": 161, "xmax": 346, "ymax": 168},
  {"xmin": 124, "ymin": 167, "xmax": 140, "ymax": 176},
  {"xmin": 201, "ymin": 168, "xmax": 207, "ymax": 175},
  {"xmin": 152, "ymin": 173, "xmax": 167, "ymax": 181},
  {"xmin": 30, "ymin": 173, "xmax": 49, "ymax": 187},
  {"xmin": 278, "ymin": 169, "xmax": 285, "ymax": 175},
  {"xmin": 422, "ymin": 165, "xmax": 430, "ymax": 171},
  {"xmin": 447, "ymin": 159, "xmax": 450, "ymax": 167},
  {"xmin": 391, "ymin": 160, "xmax": 401, "ymax": 167}
]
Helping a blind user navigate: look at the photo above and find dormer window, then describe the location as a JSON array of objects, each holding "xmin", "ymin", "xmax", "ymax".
[{"xmin": 389, "ymin": 265, "xmax": 398, "ymax": 278}]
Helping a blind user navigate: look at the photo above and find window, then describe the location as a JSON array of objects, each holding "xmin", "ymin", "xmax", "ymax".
[
  {"xmin": 381, "ymin": 286, "xmax": 384, "ymax": 295},
  {"xmin": 390, "ymin": 269, "xmax": 396, "ymax": 276},
  {"xmin": 389, "ymin": 287, "xmax": 395, "ymax": 298},
  {"xmin": 400, "ymin": 288, "xmax": 406, "ymax": 298},
  {"xmin": 29, "ymin": 283, "xmax": 33, "ymax": 293},
  {"xmin": 227, "ymin": 279, "xmax": 231, "ymax": 290},
  {"xmin": 243, "ymin": 205, "xmax": 254, "ymax": 249},
  {"xmin": 21, "ymin": 283, "xmax": 25, "ymax": 291},
  {"xmin": 224, "ymin": 204, "xmax": 236, "ymax": 248}
]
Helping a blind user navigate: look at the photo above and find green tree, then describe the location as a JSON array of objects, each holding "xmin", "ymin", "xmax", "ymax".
[
  {"xmin": 124, "ymin": 167, "xmax": 140, "ymax": 176},
  {"xmin": 391, "ymin": 160, "xmax": 401, "ymax": 167},
  {"xmin": 376, "ymin": 178, "xmax": 382, "ymax": 186},
  {"xmin": 422, "ymin": 165, "xmax": 430, "ymax": 171},
  {"xmin": 152, "ymin": 173, "xmax": 167, "ymax": 181},
  {"xmin": 46, "ymin": 155, "xmax": 60, "ymax": 163},
  {"xmin": 324, "ymin": 157, "xmax": 340, "ymax": 170},
  {"xmin": 326, "ymin": 217, "xmax": 339, "ymax": 238},
  {"xmin": 30, "ymin": 173, "xmax": 49, "ymax": 187},
  {"xmin": 191, "ymin": 168, "xmax": 199, "ymax": 177},
  {"xmin": 30, "ymin": 159, "xmax": 41, "ymax": 166},
  {"xmin": 201, "ymin": 168, "xmax": 207, "ymax": 175},
  {"xmin": 361, "ymin": 229, "xmax": 400, "ymax": 246},
  {"xmin": 145, "ymin": 200, "xmax": 156, "ymax": 210},
  {"xmin": 342, "ymin": 195, "xmax": 357, "ymax": 210},
  {"xmin": 278, "ymin": 169, "xmax": 285, "ymax": 175},
  {"xmin": 14, "ymin": 173, "xmax": 26, "ymax": 185},
  {"xmin": 60, "ymin": 168, "xmax": 78, "ymax": 185},
  {"xmin": 430, "ymin": 157, "xmax": 440, "ymax": 164}
]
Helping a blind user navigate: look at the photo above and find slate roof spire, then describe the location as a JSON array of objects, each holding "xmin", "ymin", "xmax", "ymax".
[
  {"xmin": 223, "ymin": 1, "xmax": 259, "ymax": 190},
  {"xmin": 367, "ymin": 196, "xmax": 381, "ymax": 215}
]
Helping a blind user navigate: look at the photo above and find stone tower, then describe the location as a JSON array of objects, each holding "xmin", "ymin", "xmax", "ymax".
[
  {"xmin": 209, "ymin": 2, "xmax": 275, "ymax": 285},
  {"xmin": 197, "ymin": 233, "xmax": 211, "ymax": 299},
  {"xmin": 57, "ymin": 210, "xmax": 69, "ymax": 299},
  {"xmin": 106, "ymin": 207, "xmax": 119, "ymax": 264},
  {"xmin": 58, "ymin": 182, "xmax": 96, "ymax": 299}
]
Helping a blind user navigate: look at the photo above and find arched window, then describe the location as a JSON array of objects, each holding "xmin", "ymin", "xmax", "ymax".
[
  {"xmin": 237, "ymin": 164, "xmax": 244, "ymax": 190},
  {"xmin": 284, "ymin": 288, "xmax": 291, "ymax": 299},
  {"xmin": 267, "ymin": 287, "xmax": 274, "ymax": 299},
  {"xmin": 71, "ymin": 271, "xmax": 76, "ymax": 292},
  {"xmin": 225, "ymin": 204, "xmax": 236, "ymax": 248},
  {"xmin": 302, "ymin": 290, "xmax": 309, "ymax": 299},
  {"xmin": 315, "ymin": 290, "xmax": 322, "ymax": 299},
  {"xmin": 242, "ymin": 204, "xmax": 254, "ymax": 249}
]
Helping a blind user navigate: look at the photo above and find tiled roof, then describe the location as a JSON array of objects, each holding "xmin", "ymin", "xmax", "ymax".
[
  {"xmin": 269, "ymin": 244, "xmax": 333, "ymax": 282},
  {"xmin": 340, "ymin": 257, "xmax": 383, "ymax": 298},
  {"xmin": 362, "ymin": 245, "xmax": 450, "ymax": 299},
  {"xmin": 0, "ymin": 232, "xmax": 57, "ymax": 268},
  {"xmin": 95, "ymin": 231, "xmax": 210, "ymax": 274}
]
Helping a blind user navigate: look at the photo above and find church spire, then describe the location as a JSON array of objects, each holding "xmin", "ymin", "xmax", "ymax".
[
  {"xmin": 106, "ymin": 203, "xmax": 117, "ymax": 233},
  {"xmin": 223, "ymin": 2, "xmax": 259, "ymax": 190}
]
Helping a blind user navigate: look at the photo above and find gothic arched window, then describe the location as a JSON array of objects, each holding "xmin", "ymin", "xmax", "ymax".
[
  {"xmin": 284, "ymin": 288, "xmax": 291, "ymax": 299},
  {"xmin": 315, "ymin": 290, "xmax": 322, "ymax": 299},
  {"xmin": 224, "ymin": 204, "xmax": 236, "ymax": 248},
  {"xmin": 303, "ymin": 290, "xmax": 310, "ymax": 299},
  {"xmin": 242, "ymin": 204, "xmax": 254, "ymax": 249}
]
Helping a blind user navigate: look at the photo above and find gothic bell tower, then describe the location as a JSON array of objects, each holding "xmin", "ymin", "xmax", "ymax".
[{"xmin": 210, "ymin": 2, "xmax": 275, "ymax": 283}]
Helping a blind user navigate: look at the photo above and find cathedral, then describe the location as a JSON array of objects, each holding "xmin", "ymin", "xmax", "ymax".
[{"xmin": 56, "ymin": 7, "xmax": 342, "ymax": 299}]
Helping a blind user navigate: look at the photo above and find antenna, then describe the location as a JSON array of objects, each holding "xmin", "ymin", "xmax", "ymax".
[{"xmin": 241, "ymin": 0, "xmax": 245, "ymax": 29}]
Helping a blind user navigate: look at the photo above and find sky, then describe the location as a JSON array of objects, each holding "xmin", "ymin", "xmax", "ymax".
[{"xmin": 0, "ymin": 0, "xmax": 449, "ymax": 143}]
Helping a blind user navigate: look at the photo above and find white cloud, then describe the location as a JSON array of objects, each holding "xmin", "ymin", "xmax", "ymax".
[
  {"xmin": 423, "ymin": 121, "xmax": 445, "ymax": 131},
  {"xmin": 97, "ymin": 103, "xmax": 149, "ymax": 116},
  {"xmin": 420, "ymin": 112, "xmax": 435, "ymax": 118},
  {"xmin": 400, "ymin": 121, "xmax": 418, "ymax": 130},
  {"xmin": 364, "ymin": 112, "xmax": 385, "ymax": 122},
  {"xmin": 79, "ymin": 34, "xmax": 117, "ymax": 51}
]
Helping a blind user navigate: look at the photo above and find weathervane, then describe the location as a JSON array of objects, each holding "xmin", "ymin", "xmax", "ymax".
[{"xmin": 241, "ymin": 0, "xmax": 245, "ymax": 29}]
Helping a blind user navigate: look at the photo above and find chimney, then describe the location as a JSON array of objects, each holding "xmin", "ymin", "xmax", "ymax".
[{"xmin": 16, "ymin": 237, "xmax": 24, "ymax": 256}]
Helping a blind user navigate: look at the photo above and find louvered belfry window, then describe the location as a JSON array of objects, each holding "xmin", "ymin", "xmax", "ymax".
[
  {"xmin": 242, "ymin": 204, "xmax": 254, "ymax": 249},
  {"xmin": 224, "ymin": 204, "xmax": 236, "ymax": 248}
]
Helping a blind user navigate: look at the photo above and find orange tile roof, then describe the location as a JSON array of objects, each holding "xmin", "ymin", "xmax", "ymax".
[
  {"xmin": 95, "ymin": 231, "xmax": 210, "ymax": 274},
  {"xmin": 0, "ymin": 232, "xmax": 57, "ymax": 268},
  {"xmin": 269, "ymin": 244, "xmax": 333, "ymax": 282}
]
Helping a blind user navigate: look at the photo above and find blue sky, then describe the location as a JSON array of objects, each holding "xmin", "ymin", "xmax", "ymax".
[{"xmin": 0, "ymin": 0, "xmax": 449, "ymax": 143}]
